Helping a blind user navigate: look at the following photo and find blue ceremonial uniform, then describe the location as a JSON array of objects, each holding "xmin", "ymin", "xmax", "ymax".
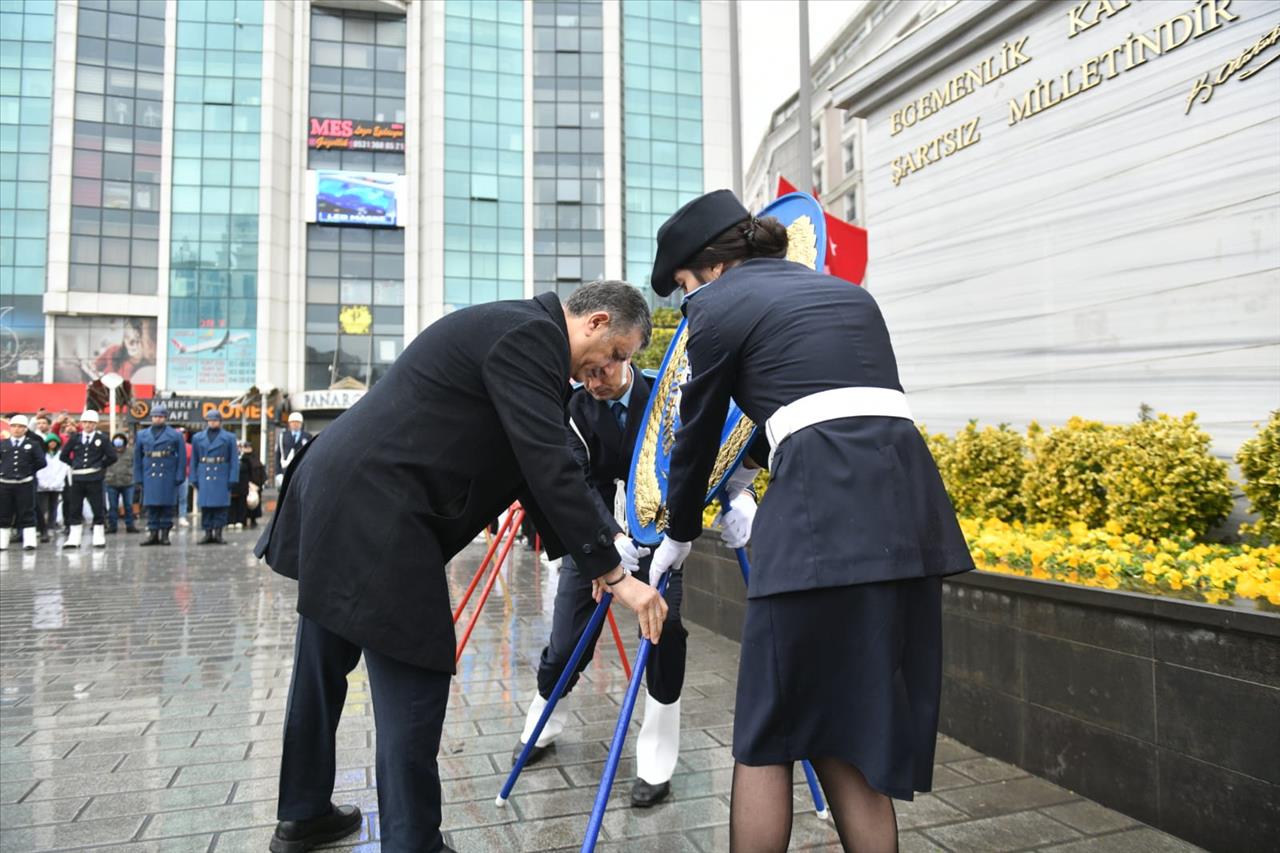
[
  {"xmin": 135, "ymin": 424, "xmax": 186, "ymax": 531},
  {"xmin": 191, "ymin": 427, "xmax": 238, "ymax": 530}
]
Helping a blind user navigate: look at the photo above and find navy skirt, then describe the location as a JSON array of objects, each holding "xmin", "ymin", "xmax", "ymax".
[{"xmin": 732, "ymin": 576, "xmax": 944, "ymax": 801}]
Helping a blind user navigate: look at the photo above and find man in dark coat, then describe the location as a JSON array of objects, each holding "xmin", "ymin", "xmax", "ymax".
[
  {"xmin": 59, "ymin": 409, "xmax": 117, "ymax": 549},
  {"xmin": 135, "ymin": 403, "xmax": 186, "ymax": 546},
  {"xmin": 512, "ymin": 361, "xmax": 690, "ymax": 807},
  {"xmin": 1, "ymin": 415, "xmax": 46, "ymax": 551},
  {"xmin": 256, "ymin": 282, "xmax": 669, "ymax": 853},
  {"xmin": 191, "ymin": 411, "xmax": 239, "ymax": 545}
]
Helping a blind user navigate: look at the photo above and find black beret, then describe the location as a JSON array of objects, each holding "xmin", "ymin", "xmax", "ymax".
[{"xmin": 650, "ymin": 189, "xmax": 750, "ymax": 297}]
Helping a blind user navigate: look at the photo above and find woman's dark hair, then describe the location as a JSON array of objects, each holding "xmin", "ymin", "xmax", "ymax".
[{"xmin": 683, "ymin": 215, "xmax": 789, "ymax": 279}]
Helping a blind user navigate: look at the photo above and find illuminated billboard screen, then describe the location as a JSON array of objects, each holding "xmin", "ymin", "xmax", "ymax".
[{"xmin": 308, "ymin": 170, "xmax": 405, "ymax": 227}]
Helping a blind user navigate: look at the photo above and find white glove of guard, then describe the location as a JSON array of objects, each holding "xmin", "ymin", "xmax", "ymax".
[
  {"xmin": 648, "ymin": 535, "xmax": 692, "ymax": 588},
  {"xmin": 717, "ymin": 491, "xmax": 757, "ymax": 549},
  {"xmin": 614, "ymin": 534, "xmax": 651, "ymax": 574}
]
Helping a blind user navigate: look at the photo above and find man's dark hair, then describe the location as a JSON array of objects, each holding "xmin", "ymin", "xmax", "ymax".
[{"xmin": 565, "ymin": 280, "xmax": 653, "ymax": 349}]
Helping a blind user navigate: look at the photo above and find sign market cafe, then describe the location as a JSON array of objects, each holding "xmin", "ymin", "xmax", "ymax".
[{"xmin": 130, "ymin": 396, "xmax": 284, "ymax": 427}]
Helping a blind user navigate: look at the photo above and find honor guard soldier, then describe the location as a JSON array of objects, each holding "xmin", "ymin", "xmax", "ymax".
[
  {"xmin": 135, "ymin": 402, "xmax": 186, "ymax": 546},
  {"xmin": 513, "ymin": 358, "xmax": 689, "ymax": 807},
  {"xmin": 256, "ymin": 282, "xmax": 668, "ymax": 853},
  {"xmin": 191, "ymin": 410, "xmax": 239, "ymax": 544},
  {"xmin": 275, "ymin": 412, "xmax": 311, "ymax": 487},
  {"xmin": 648, "ymin": 190, "xmax": 974, "ymax": 853},
  {"xmin": 59, "ymin": 409, "xmax": 117, "ymax": 549},
  {"xmin": 1, "ymin": 415, "xmax": 46, "ymax": 551}
]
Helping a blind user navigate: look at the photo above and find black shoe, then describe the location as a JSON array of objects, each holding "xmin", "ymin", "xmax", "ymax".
[
  {"xmin": 630, "ymin": 778, "xmax": 671, "ymax": 808},
  {"xmin": 105, "ymin": 526, "xmax": 118, "ymax": 534},
  {"xmin": 215, "ymin": 527, "xmax": 228, "ymax": 544},
  {"xmin": 40, "ymin": 532, "xmax": 50, "ymax": 543},
  {"xmin": 198, "ymin": 531, "xmax": 216, "ymax": 545},
  {"xmin": 160, "ymin": 528, "xmax": 171, "ymax": 546},
  {"xmin": 512, "ymin": 741, "xmax": 554, "ymax": 768},
  {"xmin": 269, "ymin": 803, "xmax": 362, "ymax": 853},
  {"xmin": 126, "ymin": 524, "xmax": 140, "ymax": 533},
  {"xmin": 140, "ymin": 530, "xmax": 161, "ymax": 547}
]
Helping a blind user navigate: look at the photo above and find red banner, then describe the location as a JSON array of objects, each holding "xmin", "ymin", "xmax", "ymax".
[{"xmin": 776, "ymin": 176, "xmax": 868, "ymax": 285}]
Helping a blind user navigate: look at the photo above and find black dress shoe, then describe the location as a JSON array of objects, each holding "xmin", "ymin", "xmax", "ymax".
[
  {"xmin": 140, "ymin": 530, "xmax": 161, "ymax": 547},
  {"xmin": 269, "ymin": 803, "xmax": 361, "ymax": 853},
  {"xmin": 126, "ymin": 524, "xmax": 140, "ymax": 533},
  {"xmin": 160, "ymin": 528, "xmax": 171, "ymax": 545},
  {"xmin": 630, "ymin": 777, "xmax": 671, "ymax": 808},
  {"xmin": 198, "ymin": 531, "xmax": 216, "ymax": 545},
  {"xmin": 512, "ymin": 741, "xmax": 554, "ymax": 768}
]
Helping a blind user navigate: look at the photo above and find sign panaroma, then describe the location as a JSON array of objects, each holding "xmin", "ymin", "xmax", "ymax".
[
  {"xmin": 291, "ymin": 389, "xmax": 366, "ymax": 411},
  {"xmin": 308, "ymin": 118, "xmax": 406, "ymax": 152}
]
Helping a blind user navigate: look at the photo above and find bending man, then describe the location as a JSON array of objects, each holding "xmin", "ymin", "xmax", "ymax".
[{"xmin": 257, "ymin": 281, "xmax": 668, "ymax": 853}]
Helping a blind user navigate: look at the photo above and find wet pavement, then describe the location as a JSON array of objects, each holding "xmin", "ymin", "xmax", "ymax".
[{"xmin": 0, "ymin": 521, "xmax": 1204, "ymax": 852}]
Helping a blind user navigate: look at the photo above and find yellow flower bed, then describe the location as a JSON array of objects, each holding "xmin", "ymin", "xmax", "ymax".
[{"xmin": 962, "ymin": 517, "xmax": 1280, "ymax": 607}]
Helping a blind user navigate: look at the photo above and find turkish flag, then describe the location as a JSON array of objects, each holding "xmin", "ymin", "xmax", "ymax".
[{"xmin": 775, "ymin": 175, "xmax": 868, "ymax": 286}]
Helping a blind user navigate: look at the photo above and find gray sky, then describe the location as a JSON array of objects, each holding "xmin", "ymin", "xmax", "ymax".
[{"xmin": 738, "ymin": 0, "xmax": 869, "ymax": 154}]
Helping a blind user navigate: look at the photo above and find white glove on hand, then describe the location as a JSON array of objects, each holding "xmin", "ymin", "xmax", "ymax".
[
  {"xmin": 717, "ymin": 491, "xmax": 757, "ymax": 549},
  {"xmin": 649, "ymin": 536, "xmax": 692, "ymax": 588},
  {"xmin": 614, "ymin": 534, "xmax": 651, "ymax": 574}
]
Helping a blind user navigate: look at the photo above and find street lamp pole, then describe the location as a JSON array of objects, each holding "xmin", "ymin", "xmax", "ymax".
[{"xmin": 797, "ymin": 0, "xmax": 813, "ymax": 193}]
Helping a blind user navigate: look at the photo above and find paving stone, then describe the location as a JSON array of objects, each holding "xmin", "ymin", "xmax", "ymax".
[
  {"xmin": 0, "ymin": 794, "xmax": 90, "ymax": 827},
  {"xmin": 1039, "ymin": 826, "xmax": 1207, "ymax": 852},
  {"xmin": 1042, "ymin": 799, "xmax": 1142, "ymax": 835},
  {"xmin": 923, "ymin": 810, "xmax": 1082, "ymax": 851},
  {"xmin": 80, "ymin": 781, "xmax": 234, "ymax": 820},
  {"xmin": 0, "ymin": 814, "xmax": 146, "ymax": 850},
  {"xmin": 950, "ymin": 755, "xmax": 1031, "ymax": 784},
  {"xmin": 935, "ymin": 775, "xmax": 1080, "ymax": 818},
  {"xmin": 894, "ymin": 792, "xmax": 971, "ymax": 829}
]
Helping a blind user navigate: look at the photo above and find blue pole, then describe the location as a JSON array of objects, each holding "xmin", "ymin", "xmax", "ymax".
[
  {"xmin": 497, "ymin": 593, "xmax": 614, "ymax": 807},
  {"xmin": 581, "ymin": 572, "xmax": 670, "ymax": 853},
  {"xmin": 733, "ymin": 543, "xmax": 829, "ymax": 820}
]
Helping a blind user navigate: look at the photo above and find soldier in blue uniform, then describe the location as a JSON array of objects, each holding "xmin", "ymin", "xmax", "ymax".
[
  {"xmin": 59, "ymin": 409, "xmax": 118, "ymax": 549},
  {"xmin": 512, "ymin": 358, "xmax": 690, "ymax": 807},
  {"xmin": 1, "ymin": 415, "xmax": 46, "ymax": 551},
  {"xmin": 191, "ymin": 410, "xmax": 239, "ymax": 545},
  {"xmin": 135, "ymin": 402, "xmax": 186, "ymax": 547},
  {"xmin": 647, "ymin": 190, "xmax": 974, "ymax": 853}
]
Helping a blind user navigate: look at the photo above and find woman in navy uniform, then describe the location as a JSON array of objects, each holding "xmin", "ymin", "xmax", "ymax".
[
  {"xmin": 59, "ymin": 409, "xmax": 117, "ymax": 549},
  {"xmin": 1, "ymin": 415, "xmax": 46, "ymax": 551},
  {"xmin": 647, "ymin": 190, "xmax": 974, "ymax": 853},
  {"xmin": 134, "ymin": 402, "xmax": 186, "ymax": 546},
  {"xmin": 191, "ymin": 410, "xmax": 239, "ymax": 544}
]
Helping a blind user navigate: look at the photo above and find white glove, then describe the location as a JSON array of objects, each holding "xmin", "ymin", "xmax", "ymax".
[
  {"xmin": 614, "ymin": 534, "xmax": 651, "ymax": 574},
  {"xmin": 648, "ymin": 536, "xmax": 692, "ymax": 588},
  {"xmin": 724, "ymin": 463, "xmax": 757, "ymax": 497},
  {"xmin": 717, "ymin": 491, "xmax": 757, "ymax": 549}
]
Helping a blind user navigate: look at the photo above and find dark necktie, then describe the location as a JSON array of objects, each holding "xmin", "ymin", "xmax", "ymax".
[{"xmin": 611, "ymin": 401, "xmax": 627, "ymax": 430}]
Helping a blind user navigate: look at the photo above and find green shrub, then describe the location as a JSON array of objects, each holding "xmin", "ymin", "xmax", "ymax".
[
  {"xmin": 634, "ymin": 327, "xmax": 675, "ymax": 370},
  {"xmin": 1101, "ymin": 412, "xmax": 1232, "ymax": 539},
  {"xmin": 945, "ymin": 421, "xmax": 1027, "ymax": 522},
  {"xmin": 1237, "ymin": 410, "xmax": 1280, "ymax": 542},
  {"xmin": 1023, "ymin": 417, "xmax": 1117, "ymax": 528},
  {"xmin": 918, "ymin": 424, "xmax": 954, "ymax": 475}
]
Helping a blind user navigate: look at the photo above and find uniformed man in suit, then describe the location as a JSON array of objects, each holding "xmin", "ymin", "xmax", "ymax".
[
  {"xmin": 1, "ymin": 415, "xmax": 46, "ymax": 551},
  {"xmin": 135, "ymin": 402, "xmax": 186, "ymax": 547},
  {"xmin": 646, "ymin": 190, "xmax": 973, "ymax": 853},
  {"xmin": 256, "ymin": 281, "xmax": 669, "ymax": 853},
  {"xmin": 512, "ymin": 358, "xmax": 690, "ymax": 807},
  {"xmin": 59, "ymin": 409, "xmax": 117, "ymax": 549},
  {"xmin": 275, "ymin": 412, "xmax": 311, "ymax": 487},
  {"xmin": 191, "ymin": 410, "xmax": 239, "ymax": 545}
]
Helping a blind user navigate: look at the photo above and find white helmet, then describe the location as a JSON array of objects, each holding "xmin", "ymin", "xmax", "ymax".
[
  {"xmin": 9, "ymin": 414, "xmax": 29, "ymax": 428},
  {"xmin": 80, "ymin": 409, "xmax": 100, "ymax": 422},
  {"xmin": 288, "ymin": 412, "xmax": 304, "ymax": 425}
]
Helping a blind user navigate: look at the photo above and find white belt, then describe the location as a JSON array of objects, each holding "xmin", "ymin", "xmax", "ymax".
[
  {"xmin": 764, "ymin": 387, "xmax": 914, "ymax": 469},
  {"xmin": 71, "ymin": 467, "xmax": 102, "ymax": 476},
  {"xmin": 0, "ymin": 476, "xmax": 34, "ymax": 484}
]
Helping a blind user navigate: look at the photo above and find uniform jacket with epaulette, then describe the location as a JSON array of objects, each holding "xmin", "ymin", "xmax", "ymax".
[
  {"xmin": 666, "ymin": 258, "xmax": 974, "ymax": 597},
  {"xmin": 59, "ymin": 431, "xmax": 118, "ymax": 481},
  {"xmin": 256, "ymin": 292, "xmax": 624, "ymax": 674},
  {"xmin": 0, "ymin": 434, "xmax": 46, "ymax": 482},
  {"xmin": 134, "ymin": 425, "xmax": 187, "ymax": 507}
]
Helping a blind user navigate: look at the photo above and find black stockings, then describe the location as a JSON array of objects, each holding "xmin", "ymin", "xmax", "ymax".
[{"xmin": 729, "ymin": 759, "xmax": 897, "ymax": 853}]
